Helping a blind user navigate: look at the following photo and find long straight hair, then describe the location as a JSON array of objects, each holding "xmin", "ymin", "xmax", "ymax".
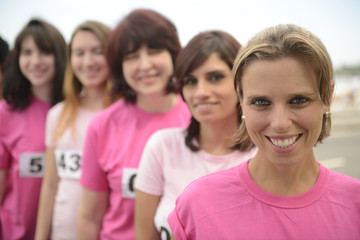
[
  {"xmin": 2, "ymin": 18, "xmax": 66, "ymax": 110},
  {"xmin": 52, "ymin": 21, "xmax": 111, "ymax": 141}
]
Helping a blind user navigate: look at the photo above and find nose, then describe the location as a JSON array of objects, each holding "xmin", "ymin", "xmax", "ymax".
[
  {"xmin": 83, "ymin": 52, "xmax": 95, "ymax": 67},
  {"xmin": 194, "ymin": 79, "xmax": 210, "ymax": 98},
  {"xmin": 138, "ymin": 52, "xmax": 152, "ymax": 70},
  {"xmin": 31, "ymin": 52, "xmax": 41, "ymax": 65},
  {"xmin": 270, "ymin": 105, "xmax": 292, "ymax": 132}
]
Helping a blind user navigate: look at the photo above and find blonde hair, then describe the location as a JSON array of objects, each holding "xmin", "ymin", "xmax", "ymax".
[
  {"xmin": 53, "ymin": 21, "xmax": 111, "ymax": 141},
  {"xmin": 233, "ymin": 24, "xmax": 334, "ymax": 150}
]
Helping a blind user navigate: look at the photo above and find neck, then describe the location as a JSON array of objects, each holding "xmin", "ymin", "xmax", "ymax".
[
  {"xmin": 198, "ymin": 115, "xmax": 238, "ymax": 155},
  {"xmin": 79, "ymin": 86, "xmax": 106, "ymax": 110},
  {"xmin": 248, "ymin": 151, "xmax": 320, "ymax": 196},
  {"xmin": 31, "ymin": 84, "xmax": 52, "ymax": 103},
  {"xmin": 136, "ymin": 92, "xmax": 178, "ymax": 113}
]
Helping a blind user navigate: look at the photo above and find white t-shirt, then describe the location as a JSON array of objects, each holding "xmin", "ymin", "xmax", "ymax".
[
  {"xmin": 135, "ymin": 127, "xmax": 257, "ymax": 239},
  {"xmin": 45, "ymin": 102, "xmax": 100, "ymax": 240}
]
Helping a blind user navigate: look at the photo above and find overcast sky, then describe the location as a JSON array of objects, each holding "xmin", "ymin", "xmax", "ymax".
[{"xmin": 1, "ymin": 0, "xmax": 359, "ymax": 69}]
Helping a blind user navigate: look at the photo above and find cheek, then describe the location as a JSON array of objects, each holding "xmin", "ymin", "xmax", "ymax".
[
  {"xmin": 157, "ymin": 54, "xmax": 173, "ymax": 76},
  {"xmin": 182, "ymin": 88, "xmax": 192, "ymax": 104},
  {"xmin": 122, "ymin": 62, "xmax": 132, "ymax": 79},
  {"xmin": 18, "ymin": 56, "xmax": 26, "ymax": 72},
  {"xmin": 244, "ymin": 110, "xmax": 267, "ymax": 135}
]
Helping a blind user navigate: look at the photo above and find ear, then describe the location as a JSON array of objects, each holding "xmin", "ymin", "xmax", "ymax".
[{"xmin": 324, "ymin": 80, "xmax": 335, "ymax": 113}]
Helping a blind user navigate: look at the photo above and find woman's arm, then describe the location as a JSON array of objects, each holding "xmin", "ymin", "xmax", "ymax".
[
  {"xmin": 0, "ymin": 169, "xmax": 6, "ymax": 205},
  {"xmin": 76, "ymin": 187, "xmax": 109, "ymax": 240},
  {"xmin": 135, "ymin": 189, "xmax": 161, "ymax": 240},
  {"xmin": 35, "ymin": 146, "xmax": 60, "ymax": 240}
]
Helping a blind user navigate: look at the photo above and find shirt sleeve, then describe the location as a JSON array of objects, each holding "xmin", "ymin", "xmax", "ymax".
[
  {"xmin": 0, "ymin": 104, "xmax": 10, "ymax": 169},
  {"xmin": 135, "ymin": 130, "xmax": 165, "ymax": 196},
  {"xmin": 168, "ymin": 208, "xmax": 189, "ymax": 240},
  {"xmin": 80, "ymin": 119, "xmax": 109, "ymax": 191}
]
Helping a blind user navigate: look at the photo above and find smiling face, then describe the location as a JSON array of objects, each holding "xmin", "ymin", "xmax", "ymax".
[
  {"xmin": 182, "ymin": 53, "xmax": 238, "ymax": 124},
  {"xmin": 240, "ymin": 57, "xmax": 329, "ymax": 167},
  {"xmin": 19, "ymin": 35, "xmax": 55, "ymax": 89},
  {"xmin": 122, "ymin": 45, "xmax": 173, "ymax": 98},
  {"xmin": 71, "ymin": 30, "xmax": 109, "ymax": 89}
]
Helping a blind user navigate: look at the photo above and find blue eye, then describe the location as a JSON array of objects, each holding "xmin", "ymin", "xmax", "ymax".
[
  {"xmin": 252, "ymin": 99, "xmax": 270, "ymax": 106},
  {"xmin": 291, "ymin": 97, "xmax": 309, "ymax": 104},
  {"xmin": 184, "ymin": 77, "xmax": 197, "ymax": 85}
]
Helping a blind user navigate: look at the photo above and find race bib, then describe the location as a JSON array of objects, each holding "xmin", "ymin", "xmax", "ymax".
[
  {"xmin": 19, "ymin": 152, "xmax": 46, "ymax": 177},
  {"xmin": 159, "ymin": 224, "xmax": 171, "ymax": 240},
  {"xmin": 55, "ymin": 150, "xmax": 82, "ymax": 179},
  {"xmin": 122, "ymin": 168, "xmax": 138, "ymax": 199}
]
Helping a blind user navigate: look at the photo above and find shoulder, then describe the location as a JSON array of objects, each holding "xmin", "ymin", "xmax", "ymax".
[
  {"xmin": 178, "ymin": 165, "xmax": 240, "ymax": 202},
  {"xmin": 174, "ymin": 165, "xmax": 244, "ymax": 217},
  {"xmin": 325, "ymin": 167, "xmax": 360, "ymax": 206},
  {"xmin": 150, "ymin": 127, "xmax": 186, "ymax": 142},
  {"xmin": 88, "ymin": 100, "xmax": 126, "ymax": 127},
  {"xmin": 145, "ymin": 127, "xmax": 187, "ymax": 152},
  {"xmin": 0, "ymin": 100, "xmax": 13, "ymax": 113},
  {"xmin": 47, "ymin": 101, "xmax": 65, "ymax": 118},
  {"xmin": 327, "ymin": 168, "xmax": 360, "ymax": 192}
]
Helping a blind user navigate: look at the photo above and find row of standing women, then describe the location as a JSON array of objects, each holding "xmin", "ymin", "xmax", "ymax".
[{"xmin": 1, "ymin": 8, "xmax": 359, "ymax": 240}]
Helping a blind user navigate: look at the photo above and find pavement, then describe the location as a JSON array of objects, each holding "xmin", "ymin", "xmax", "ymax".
[{"xmin": 330, "ymin": 103, "xmax": 360, "ymax": 135}]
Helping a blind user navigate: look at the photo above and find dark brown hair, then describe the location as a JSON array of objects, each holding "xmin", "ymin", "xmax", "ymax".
[
  {"xmin": 105, "ymin": 9, "xmax": 181, "ymax": 103},
  {"xmin": 2, "ymin": 18, "xmax": 66, "ymax": 110},
  {"xmin": 175, "ymin": 30, "xmax": 244, "ymax": 151}
]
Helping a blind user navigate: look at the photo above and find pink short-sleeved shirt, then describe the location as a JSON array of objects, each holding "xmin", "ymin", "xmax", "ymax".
[
  {"xmin": 135, "ymin": 128, "xmax": 257, "ymax": 239},
  {"xmin": 169, "ymin": 161, "xmax": 360, "ymax": 240},
  {"xmin": 0, "ymin": 97, "xmax": 50, "ymax": 240},
  {"xmin": 80, "ymin": 96, "xmax": 190, "ymax": 240}
]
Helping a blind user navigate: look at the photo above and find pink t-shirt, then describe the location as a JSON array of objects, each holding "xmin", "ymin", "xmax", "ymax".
[
  {"xmin": 135, "ymin": 127, "xmax": 257, "ymax": 239},
  {"xmin": 45, "ymin": 102, "xmax": 99, "ymax": 240},
  {"xmin": 0, "ymin": 97, "xmax": 50, "ymax": 240},
  {"xmin": 80, "ymin": 96, "xmax": 190, "ymax": 240},
  {"xmin": 169, "ymin": 161, "xmax": 360, "ymax": 240}
]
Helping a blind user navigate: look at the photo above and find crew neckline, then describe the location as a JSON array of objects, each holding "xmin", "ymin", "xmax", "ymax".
[{"xmin": 239, "ymin": 161, "xmax": 328, "ymax": 208}]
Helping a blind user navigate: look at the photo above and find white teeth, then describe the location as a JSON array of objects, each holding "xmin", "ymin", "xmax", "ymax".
[
  {"xmin": 269, "ymin": 135, "xmax": 298, "ymax": 148},
  {"xmin": 197, "ymin": 104, "xmax": 212, "ymax": 109}
]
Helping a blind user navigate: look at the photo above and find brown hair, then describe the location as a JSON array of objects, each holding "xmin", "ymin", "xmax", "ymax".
[
  {"xmin": 233, "ymin": 24, "xmax": 334, "ymax": 150},
  {"xmin": 105, "ymin": 9, "xmax": 181, "ymax": 103},
  {"xmin": 2, "ymin": 18, "xmax": 66, "ymax": 110},
  {"xmin": 175, "ymin": 30, "xmax": 246, "ymax": 151}
]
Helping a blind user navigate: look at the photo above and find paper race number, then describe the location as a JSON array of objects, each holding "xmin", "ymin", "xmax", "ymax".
[
  {"xmin": 19, "ymin": 152, "xmax": 46, "ymax": 177},
  {"xmin": 55, "ymin": 150, "xmax": 82, "ymax": 179}
]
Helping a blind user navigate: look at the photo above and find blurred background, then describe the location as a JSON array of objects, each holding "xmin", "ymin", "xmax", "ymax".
[{"xmin": 1, "ymin": 0, "xmax": 359, "ymax": 178}]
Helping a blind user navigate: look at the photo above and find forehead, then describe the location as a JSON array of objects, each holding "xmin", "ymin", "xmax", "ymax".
[
  {"xmin": 241, "ymin": 57, "xmax": 318, "ymax": 96},
  {"xmin": 189, "ymin": 53, "xmax": 230, "ymax": 75},
  {"xmin": 72, "ymin": 31, "xmax": 100, "ymax": 47}
]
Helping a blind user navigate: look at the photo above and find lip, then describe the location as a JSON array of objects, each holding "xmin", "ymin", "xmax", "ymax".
[
  {"xmin": 193, "ymin": 102, "xmax": 218, "ymax": 114},
  {"xmin": 138, "ymin": 74, "xmax": 159, "ymax": 84},
  {"xmin": 265, "ymin": 134, "xmax": 302, "ymax": 153}
]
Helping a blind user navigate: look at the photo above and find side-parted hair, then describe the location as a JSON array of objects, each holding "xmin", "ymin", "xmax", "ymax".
[
  {"xmin": 105, "ymin": 8, "xmax": 181, "ymax": 103},
  {"xmin": 175, "ymin": 30, "xmax": 246, "ymax": 151},
  {"xmin": 53, "ymin": 21, "xmax": 111, "ymax": 141},
  {"xmin": 2, "ymin": 18, "xmax": 66, "ymax": 110},
  {"xmin": 233, "ymin": 24, "xmax": 333, "ymax": 150}
]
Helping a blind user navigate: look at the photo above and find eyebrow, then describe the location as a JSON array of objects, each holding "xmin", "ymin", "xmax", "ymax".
[{"xmin": 245, "ymin": 91, "xmax": 318, "ymax": 99}]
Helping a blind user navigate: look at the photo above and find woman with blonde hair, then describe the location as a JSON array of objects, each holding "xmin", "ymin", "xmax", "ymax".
[
  {"xmin": 169, "ymin": 24, "xmax": 360, "ymax": 239},
  {"xmin": 35, "ymin": 20, "xmax": 111, "ymax": 240}
]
